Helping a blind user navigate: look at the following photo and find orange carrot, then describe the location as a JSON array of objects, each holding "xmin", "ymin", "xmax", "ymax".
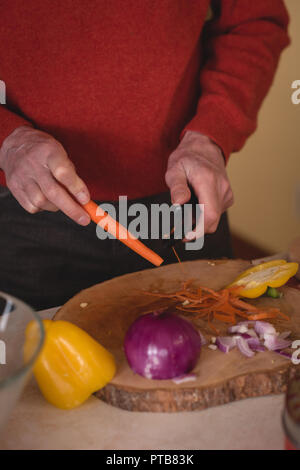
[
  {"xmin": 83, "ymin": 200, "xmax": 163, "ymax": 267},
  {"xmin": 172, "ymin": 246, "xmax": 188, "ymax": 278},
  {"xmin": 214, "ymin": 313, "xmax": 236, "ymax": 323},
  {"xmin": 217, "ymin": 305, "xmax": 239, "ymax": 318},
  {"xmin": 277, "ymin": 310, "xmax": 290, "ymax": 321},
  {"xmin": 207, "ymin": 313, "xmax": 220, "ymax": 335},
  {"xmin": 245, "ymin": 312, "xmax": 278, "ymax": 321},
  {"xmin": 230, "ymin": 298, "xmax": 259, "ymax": 312}
]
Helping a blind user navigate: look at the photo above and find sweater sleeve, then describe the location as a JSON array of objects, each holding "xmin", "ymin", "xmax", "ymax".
[
  {"xmin": 182, "ymin": 0, "xmax": 290, "ymax": 161},
  {"xmin": 0, "ymin": 105, "xmax": 33, "ymax": 147}
]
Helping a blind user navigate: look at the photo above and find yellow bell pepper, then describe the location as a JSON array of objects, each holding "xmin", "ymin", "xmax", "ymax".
[
  {"xmin": 24, "ymin": 319, "xmax": 116, "ymax": 409},
  {"xmin": 227, "ymin": 259, "xmax": 299, "ymax": 299}
]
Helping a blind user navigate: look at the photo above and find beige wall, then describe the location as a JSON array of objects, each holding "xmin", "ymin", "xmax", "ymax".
[{"xmin": 227, "ymin": 0, "xmax": 300, "ymax": 253}]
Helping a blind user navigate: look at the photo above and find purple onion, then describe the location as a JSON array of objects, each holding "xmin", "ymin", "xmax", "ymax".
[
  {"xmin": 254, "ymin": 321, "xmax": 276, "ymax": 337},
  {"xmin": 198, "ymin": 331, "xmax": 207, "ymax": 346},
  {"xmin": 236, "ymin": 336, "xmax": 255, "ymax": 358},
  {"xmin": 172, "ymin": 373, "xmax": 197, "ymax": 384},
  {"xmin": 246, "ymin": 337, "xmax": 266, "ymax": 352},
  {"xmin": 235, "ymin": 321, "xmax": 256, "ymax": 328},
  {"xmin": 215, "ymin": 320, "xmax": 293, "ymax": 358},
  {"xmin": 245, "ymin": 329, "xmax": 259, "ymax": 339},
  {"xmin": 228, "ymin": 324, "xmax": 249, "ymax": 335},
  {"xmin": 278, "ymin": 331, "xmax": 291, "ymax": 340},
  {"xmin": 263, "ymin": 333, "xmax": 292, "ymax": 351},
  {"xmin": 275, "ymin": 350, "xmax": 292, "ymax": 359},
  {"xmin": 124, "ymin": 311, "xmax": 201, "ymax": 380},
  {"xmin": 240, "ymin": 333, "xmax": 253, "ymax": 340},
  {"xmin": 216, "ymin": 336, "xmax": 236, "ymax": 353}
]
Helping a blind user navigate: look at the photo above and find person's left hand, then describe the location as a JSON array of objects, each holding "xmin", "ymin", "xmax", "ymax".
[{"xmin": 165, "ymin": 130, "xmax": 234, "ymax": 240}]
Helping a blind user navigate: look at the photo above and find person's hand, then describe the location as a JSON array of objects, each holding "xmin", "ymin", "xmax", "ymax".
[
  {"xmin": 0, "ymin": 126, "xmax": 91, "ymax": 225},
  {"xmin": 165, "ymin": 130, "xmax": 234, "ymax": 239}
]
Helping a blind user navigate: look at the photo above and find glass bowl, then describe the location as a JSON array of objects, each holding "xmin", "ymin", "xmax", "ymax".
[{"xmin": 0, "ymin": 292, "xmax": 45, "ymax": 433}]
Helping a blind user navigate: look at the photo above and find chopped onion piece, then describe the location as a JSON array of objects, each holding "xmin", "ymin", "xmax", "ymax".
[
  {"xmin": 212, "ymin": 319, "xmax": 293, "ymax": 359},
  {"xmin": 278, "ymin": 331, "xmax": 291, "ymax": 340},
  {"xmin": 240, "ymin": 333, "xmax": 252, "ymax": 340},
  {"xmin": 235, "ymin": 321, "xmax": 256, "ymax": 327},
  {"xmin": 263, "ymin": 333, "xmax": 292, "ymax": 351},
  {"xmin": 254, "ymin": 321, "xmax": 276, "ymax": 337},
  {"xmin": 172, "ymin": 373, "xmax": 197, "ymax": 384},
  {"xmin": 246, "ymin": 337, "xmax": 265, "ymax": 352},
  {"xmin": 199, "ymin": 331, "xmax": 207, "ymax": 346},
  {"xmin": 216, "ymin": 336, "xmax": 236, "ymax": 353},
  {"xmin": 236, "ymin": 336, "xmax": 255, "ymax": 358},
  {"xmin": 275, "ymin": 350, "xmax": 292, "ymax": 359},
  {"xmin": 228, "ymin": 324, "xmax": 248, "ymax": 334},
  {"xmin": 246, "ymin": 329, "xmax": 259, "ymax": 339}
]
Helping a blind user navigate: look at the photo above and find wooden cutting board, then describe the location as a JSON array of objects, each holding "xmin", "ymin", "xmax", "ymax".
[{"xmin": 54, "ymin": 259, "xmax": 300, "ymax": 412}]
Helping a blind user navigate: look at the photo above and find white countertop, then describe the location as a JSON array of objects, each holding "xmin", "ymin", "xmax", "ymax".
[{"xmin": 0, "ymin": 307, "xmax": 286, "ymax": 450}]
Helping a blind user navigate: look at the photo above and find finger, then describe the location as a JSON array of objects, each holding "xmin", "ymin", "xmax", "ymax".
[
  {"xmin": 11, "ymin": 188, "xmax": 40, "ymax": 214},
  {"xmin": 185, "ymin": 187, "xmax": 232, "ymax": 240},
  {"xmin": 47, "ymin": 152, "xmax": 90, "ymax": 205},
  {"xmin": 41, "ymin": 201, "xmax": 59, "ymax": 212},
  {"xmin": 189, "ymin": 176, "xmax": 221, "ymax": 234},
  {"xmin": 223, "ymin": 188, "xmax": 234, "ymax": 210},
  {"xmin": 23, "ymin": 180, "xmax": 59, "ymax": 212},
  {"xmin": 165, "ymin": 164, "xmax": 191, "ymax": 205},
  {"xmin": 38, "ymin": 172, "xmax": 91, "ymax": 225},
  {"xmin": 183, "ymin": 208, "xmax": 205, "ymax": 242}
]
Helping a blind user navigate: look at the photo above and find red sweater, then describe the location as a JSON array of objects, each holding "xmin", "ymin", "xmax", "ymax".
[{"xmin": 0, "ymin": 0, "xmax": 289, "ymax": 201}]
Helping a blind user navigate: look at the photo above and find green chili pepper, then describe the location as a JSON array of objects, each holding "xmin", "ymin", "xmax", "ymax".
[{"xmin": 266, "ymin": 287, "xmax": 282, "ymax": 298}]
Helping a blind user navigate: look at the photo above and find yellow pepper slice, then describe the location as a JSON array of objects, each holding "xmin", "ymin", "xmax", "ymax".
[
  {"xmin": 24, "ymin": 320, "xmax": 116, "ymax": 409},
  {"xmin": 227, "ymin": 260, "xmax": 299, "ymax": 298}
]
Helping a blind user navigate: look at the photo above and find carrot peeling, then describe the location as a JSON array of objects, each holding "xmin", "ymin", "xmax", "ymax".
[
  {"xmin": 139, "ymin": 246, "xmax": 289, "ymax": 332},
  {"xmin": 141, "ymin": 280, "xmax": 289, "ymax": 333}
]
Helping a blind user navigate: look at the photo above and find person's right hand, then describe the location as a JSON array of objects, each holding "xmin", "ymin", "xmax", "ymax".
[{"xmin": 0, "ymin": 126, "xmax": 91, "ymax": 225}]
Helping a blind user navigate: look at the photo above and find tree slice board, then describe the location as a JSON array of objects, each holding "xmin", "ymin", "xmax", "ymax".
[{"xmin": 54, "ymin": 259, "xmax": 299, "ymax": 412}]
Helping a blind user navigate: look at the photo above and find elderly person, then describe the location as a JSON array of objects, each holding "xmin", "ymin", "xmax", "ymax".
[{"xmin": 0, "ymin": 1, "xmax": 289, "ymax": 309}]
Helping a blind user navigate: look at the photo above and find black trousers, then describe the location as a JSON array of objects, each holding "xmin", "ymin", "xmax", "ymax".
[{"xmin": 0, "ymin": 187, "xmax": 232, "ymax": 310}]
